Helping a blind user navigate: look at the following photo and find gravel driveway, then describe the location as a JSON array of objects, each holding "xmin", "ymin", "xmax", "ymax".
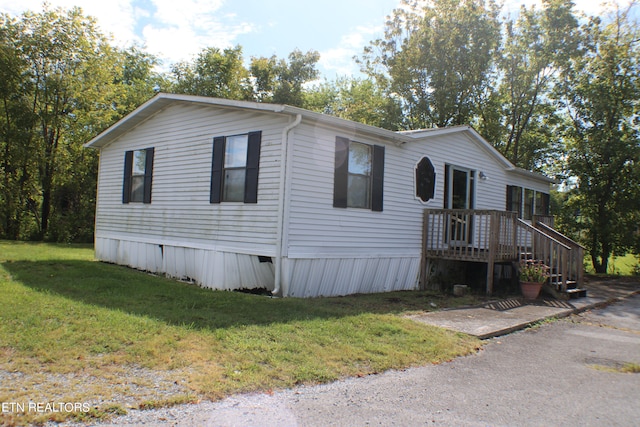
[{"xmin": 83, "ymin": 295, "xmax": 640, "ymax": 427}]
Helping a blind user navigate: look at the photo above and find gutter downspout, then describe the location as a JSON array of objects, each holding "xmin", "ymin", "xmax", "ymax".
[{"xmin": 273, "ymin": 113, "xmax": 302, "ymax": 296}]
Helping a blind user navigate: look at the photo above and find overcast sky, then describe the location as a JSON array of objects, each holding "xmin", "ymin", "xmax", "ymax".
[{"xmin": 0, "ymin": 0, "xmax": 631, "ymax": 78}]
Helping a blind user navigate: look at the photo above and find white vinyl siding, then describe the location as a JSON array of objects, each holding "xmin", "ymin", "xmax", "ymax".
[
  {"xmin": 284, "ymin": 124, "xmax": 516, "ymax": 259},
  {"xmin": 95, "ymin": 103, "xmax": 286, "ymax": 255},
  {"xmin": 286, "ymin": 123, "xmax": 418, "ymax": 257},
  {"xmin": 95, "ymin": 237, "xmax": 274, "ymax": 290},
  {"xmin": 91, "ymin": 96, "xmax": 553, "ymax": 297}
]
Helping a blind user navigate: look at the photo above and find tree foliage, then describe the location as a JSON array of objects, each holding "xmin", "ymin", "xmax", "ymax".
[
  {"xmin": 1, "ymin": 0, "xmax": 639, "ymax": 274},
  {"xmin": 170, "ymin": 46, "xmax": 254, "ymax": 100},
  {"xmin": 556, "ymin": 3, "xmax": 640, "ymax": 273},
  {"xmin": 0, "ymin": 18, "xmax": 32, "ymax": 240},
  {"xmin": 478, "ymin": 0, "xmax": 579, "ymax": 170},
  {"xmin": 360, "ymin": 0, "xmax": 501, "ymax": 129},
  {"xmin": 0, "ymin": 6, "xmax": 160, "ymax": 241},
  {"xmin": 304, "ymin": 77, "xmax": 403, "ymax": 129},
  {"xmin": 251, "ymin": 49, "xmax": 320, "ymax": 106},
  {"xmin": 170, "ymin": 46, "xmax": 320, "ymax": 107}
]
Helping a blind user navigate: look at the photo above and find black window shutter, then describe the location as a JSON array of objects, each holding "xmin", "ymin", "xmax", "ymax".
[
  {"xmin": 371, "ymin": 145, "xmax": 385, "ymax": 212},
  {"xmin": 542, "ymin": 192, "xmax": 550, "ymax": 215},
  {"xmin": 123, "ymin": 150, "xmax": 133, "ymax": 204},
  {"xmin": 506, "ymin": 185, "xmax": 514, "ymax": 212},
  {"xmin": 443, "ymin": 165, "xmax": 450, "ymax": 208},
  {"xmin": 143, "ymin": 147, "xmax": 154, "ymax": 204},
  {"xmin": 517, "ymin": 187, "xmax": 523, "ymax": 217},
  {"xmin": 244, "ymin": 131, "xmax": 262, "ymax": 203},
  {"xmin": 210, "ymin": 136, "xmax": 225, "ymax": 203},
  {"xmin": 469, "ymin": 171, "xmax": 475, "ymax": 209},
  {"xmin": 333, "ymin": 136, "xmax": 349, "ymax": 208}
]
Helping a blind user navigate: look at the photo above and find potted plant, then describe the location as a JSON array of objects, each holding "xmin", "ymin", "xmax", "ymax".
[{"xmin": 518, "ymin": 260, "xmax": 549, "ymax": 299}]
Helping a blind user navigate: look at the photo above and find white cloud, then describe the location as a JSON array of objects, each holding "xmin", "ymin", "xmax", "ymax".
[
  {"xmin": 0, "ymin": 0, "xmax": 255, "ymax": 67},
  {"xmin": 505, "ymin": 0, "xmax": 629, "ymax": 16},
  {"xmin": 319, "ymin": 24, "xmax": 383, "ymax": 78},
  {"xmin": 0, "ymin": 0, "xmax": 139, "ymax": 46},
  {"xmin": 318, "ymin": 0, "xmax": 631, "ymax": 78},
  {"xmin": 141, "ymin": 0, "xmax": 255, "ymax": 67},
  {"xmin": 82, "ymin": 1, "xmax": 138, "ymax": 45},
  {"xmin": 151, "ymin": 0, "xmax": 223, "ymax": 28},
  {"xmin": 0, "ymin": 0, "xmax": 631, "ymax": 79}
]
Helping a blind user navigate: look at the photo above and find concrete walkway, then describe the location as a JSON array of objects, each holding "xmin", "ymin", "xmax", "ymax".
[{"xmin": 410, "ymin": 277, "xmax": 640, "ymax": 339}]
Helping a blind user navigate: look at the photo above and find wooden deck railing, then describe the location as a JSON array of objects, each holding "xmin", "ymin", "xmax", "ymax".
[
  {"xmin": 515, "ymin": 219, "xmax": 573, "ymax": 291},
  {"xmin": 422, "ymin": 209, "xmax": 518, "ymax": 262},
  {"xmin": 421, "ymin": 209, "xmax": 583, "ymax": 294},
  {"xmin": 533, "ymin": 221, "xmax": 584, "ymax": 290}
]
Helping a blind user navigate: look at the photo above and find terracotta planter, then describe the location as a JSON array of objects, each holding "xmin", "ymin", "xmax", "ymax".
[{"xmin": 520, "ymin": 281, "xmax": 543, "ymax": 299}]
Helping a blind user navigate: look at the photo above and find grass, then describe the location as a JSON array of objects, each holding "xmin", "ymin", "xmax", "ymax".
[
  {"xmin": 0, "ymin": 240, "xmax": 482, "ymax": 426},
  {"xmin": 585, "ymin": 253, "xmax": 639, "ymax": 276},
  {"xmin": 589, "ymin": 362, "xmax": 640, "ymax": 374}
]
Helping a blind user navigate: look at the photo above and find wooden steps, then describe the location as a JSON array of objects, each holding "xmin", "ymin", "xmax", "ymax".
[
  {"xmin": 521, "ymin": 255, "xmax": 588, "ymax": 300},
  {"xmin": 544, "ymin": 278, "xmax": 587, "ymax": 300}
]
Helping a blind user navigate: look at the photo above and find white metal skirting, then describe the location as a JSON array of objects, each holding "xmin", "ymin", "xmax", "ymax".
[
  {"xmin": 95, "ymin": 238, "xmax": 420, "ymax": 297},
  {"xmin": 282, "ymin": 256, "xmax": 421, "ymax": 297},
  {"xmin": 95, "ymin": 237, "xmax": 275, "ymax": 291}
]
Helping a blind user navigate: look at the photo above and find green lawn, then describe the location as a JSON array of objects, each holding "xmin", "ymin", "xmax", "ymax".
[
  {"xmin": 0, "ymin": 241, "xmax": 481, "ymax": 426},
  {"xmin": 585, "ymin": 253, "xmax": 640, "ymax": 276}
]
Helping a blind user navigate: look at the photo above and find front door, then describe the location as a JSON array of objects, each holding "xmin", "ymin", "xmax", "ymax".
[{"xmin": 445, "ymin": 165, "xmax": 474, "ymax": 244}]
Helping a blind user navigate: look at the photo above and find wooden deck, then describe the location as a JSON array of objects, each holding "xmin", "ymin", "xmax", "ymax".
[{"xmin": 420, "ymin": 209, "xmax": 584, "ymax": 295}]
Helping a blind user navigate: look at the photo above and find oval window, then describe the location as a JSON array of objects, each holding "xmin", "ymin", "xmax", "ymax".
[{"xmin": 415, "ymin": 157, "xmax": 436, "ymax": 202}]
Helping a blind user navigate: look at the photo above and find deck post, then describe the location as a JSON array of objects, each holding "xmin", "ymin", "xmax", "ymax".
[
  {"xmin": 486, "ymin": 260, "xmax": 495, "ymax": 295},
  {"xmin": 512, "ymin": 213, "xmax": 518, "ymax": 259},
  {"xmin": 561, "ymin": 250, "xmax": 569, "ymax": 292},
  {"xmin": 486, "ymin": 211, "xmax": 498, "ymax": 295},
  {"xmin": 419, "ymin": 209, "xmax": 429, "ymax": 290},
  {"xmin": 576, "ymin": 246, "xmax": 584, "ymax": 287}
]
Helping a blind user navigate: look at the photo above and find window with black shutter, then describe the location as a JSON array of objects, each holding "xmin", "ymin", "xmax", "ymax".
[
  {"xmin": 123, "ymin": 147, "xmax": 154, "ymax": 204},
  {"xmin": 333, "ymin": 136, "xmax": 384, "ymax": 211},
  {"xmin": 210, "ymin": 131, "xmax": 261, "ymax": 204}
]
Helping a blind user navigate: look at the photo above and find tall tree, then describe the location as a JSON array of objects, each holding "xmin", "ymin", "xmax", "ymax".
[
  {"xmin": 478, "ymin": 0, "xmax": 579, "ymax": 169},
  {"xmin": 304, "ymin": 77, "xmax": 403, "ymax": 130},
  {"xmin": 1, "ymin": 7, "xmax": 117, "ymax": 239},
  {"xmin": 170, "ymin": 46, "xmax": 254, "ymax": 100},
  {"xmin": 0, "ymin": 6, "xmax": 140, "ymax": 241},
  {"xmin": 250, "ymin": 49, "xmax": 320, "ymax": 106},
  {"xmin": 48, "ymin": 44, "xmax": 163, "ymax": 242},
  {"xmin": 0, "ymin": 17, "xmax": 35, "ymax": 239},
  {"xmin": 112, "ymin": 44, "xmax": 165, "ymax": 116},
  {"xmin": 557, "ymin": 3, "xmax": 640, "ymax": 273},
  {"xmin": 360, "ymin": 0, "xmax": 502, "ymax": 129}
]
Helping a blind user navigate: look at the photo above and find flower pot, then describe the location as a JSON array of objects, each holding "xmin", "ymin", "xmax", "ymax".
[{"xmin": 520, "ymin": 281, "xmax": 543, "ymax": 299}]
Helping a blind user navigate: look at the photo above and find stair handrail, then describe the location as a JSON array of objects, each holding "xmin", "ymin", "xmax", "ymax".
[
  {"xmin": 533, "ymin": 221, "xmax": 585, "ymax": 250},
  {"xmin": 422, "ymin": 209, "xmax": 583, "ymax": 294},
  {"xmin": 516, "ymin": 219, "xmax": 572, "ymax": 251},
  {"xmin": 515, "ymin": 219, "xmax": 573, "ymax": 291},
  {"xmin": 534, "ymin": 221, "xmax": 584, "ymax": 288}
]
